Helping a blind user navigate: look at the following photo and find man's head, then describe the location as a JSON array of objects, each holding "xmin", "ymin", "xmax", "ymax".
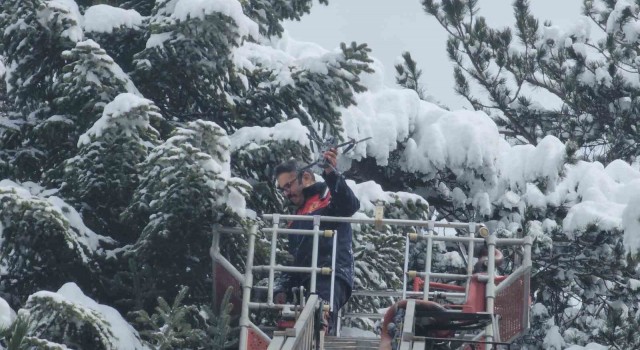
[{"xmin": 275, "ymin": 159, "xmax": 315, "ymax": 206}]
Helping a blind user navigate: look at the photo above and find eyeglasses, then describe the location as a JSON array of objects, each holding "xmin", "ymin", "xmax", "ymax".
[{"xmin": 277, "ymin": 176, "xmax": 298, "ymax": 193}]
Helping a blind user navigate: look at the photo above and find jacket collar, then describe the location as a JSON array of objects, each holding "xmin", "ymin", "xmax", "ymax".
[
  {"xmin": 297, "ymin": 182, "xmax": 330, "ymax": 215},
  {"xmin": 302, "ymin": 182, "xmax": 327, "ymax": 201}
]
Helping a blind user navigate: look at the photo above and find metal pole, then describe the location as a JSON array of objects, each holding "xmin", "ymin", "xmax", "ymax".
[
  {"xmin": 267, "ymin": 215, "xmax": 280, "ymax": 305},
  {"xmin": 262, "ymin": 214, "xmax": 480, "ymax": 229},
  {"xmin": 466, "ymin": 223, "xmax": 476, "ymax": 277},
  {"xmin": 466, "ymin": 222, "xmax": 476, "ymax": 303},
  {"xmin": 211, "ymin": 225, "xmax": 220, "ymax": 314},
  {"xmin": 423, "ymin": 221, "xmax": 434, "ymax": 301},
  {"xmin": 239, "ymin": 224, "xmax": 257, "ymax": 350},
  {"xmin": 523, "ymin": 235, "xmax": 533, "ymax": 331},
  {"xmin": 402, "ymin": 233, "xmax": 410, "ymax": 300},
  {"xmin": 523, "ymin": 235, "xmax": 532, "ymax": 268},
  {"xmin": 310, "ymin": 215, "xmax": 320, "ymax": 293},
  {"xmin": 330, "ymin": 230, "xmax": 337, "ymax": 312},
  {"xmin": 485, "ymin": 234, "xmax": 497, "ymax": 350}
]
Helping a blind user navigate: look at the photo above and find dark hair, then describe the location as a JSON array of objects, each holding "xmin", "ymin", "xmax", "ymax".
[
  {"xmin": 274, "ymin": 159, "xmax": 298, "ymax": 178},
  {"xmin": 274, "ymin": 159, "xmax": 313, "ymax": 179}
]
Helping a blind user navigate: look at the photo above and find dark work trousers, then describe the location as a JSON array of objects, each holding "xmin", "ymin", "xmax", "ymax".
[{"xmin": 310, "ymin": 275, "xmax": 351, "ymax": 336}]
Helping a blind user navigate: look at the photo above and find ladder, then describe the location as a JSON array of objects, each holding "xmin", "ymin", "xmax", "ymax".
[{"xmin": 212, "ymin": 214, "xmax": 532, "ymax": 350}]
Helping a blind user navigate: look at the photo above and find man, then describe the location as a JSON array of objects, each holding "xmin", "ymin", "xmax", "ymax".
[{"xmin": 274, "ymin": 148, "xmax": 360, "ymax": 335}]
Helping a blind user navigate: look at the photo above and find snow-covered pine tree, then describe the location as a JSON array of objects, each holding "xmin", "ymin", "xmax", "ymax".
[
  {"xmin": 54, "ymin": 39, "xmax": 136, "ymax": 125},
  {"xmin": 0, "ymin": 182, "xmax": 111, "ymax": 309},
  {"xmin": 82, "ymin": 4, "xmax": 148, "ymax": 73},
  {"xmin": 513, "ymin": 201, "xmax": 640, "ymax": 349},
  {"xmin": 0, "ymin": 0, "xmax": 83, "ymax": 182},
  {"xmin": 230, "ymin": 39, "xmax": 373, "ymax": 138},
  {"xmin": 131, "ymin": 0, "xmax": 258, "ymax": 124},
  {"xmin": 61, "ymin": 93, "xmax": 160, "ymax": 243},
  {"xmin": 10, "ymin": 282, "xmax": 149, "ymax": 350},
  {"xmin": 43, "ymin": 39, "xmax": 140, "ymax": 186},
  {"xmin": 121, "ymin": 120, "xmax": 250, "ymax": 310},
  {"xmin": 416, "ymin": 1, "xmax": 640, "ymax": 348},
  {"xmin": 0, "ymin": 56, "xmax": 14, "ymax": 180},
  {"xmin": 241, "ymin": 0, "xmax": 326, "ymax": 37},
  {"xmin": 423, "ymin": 0, "xmax": 640, "ymax": 163}
]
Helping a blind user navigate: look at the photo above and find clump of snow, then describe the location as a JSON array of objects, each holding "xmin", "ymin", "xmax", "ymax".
[
  {"xmin": 605, "ymin": 159, "xmax": 640, "ymax": 183},
  {"xmin": 30, "ymin": 283, "xmax": 150, "ymax": 349},
  {"xmin": 347, "ymin": 180, "xmax": 427, "ymax": 213},
  {"xmin": 531, "ymin": 302, "xmax": 549, "ymax": 317},
  {"xmin": 499, "ymin": 136, "xmax": 566, "ymax": 192},
  {"xmin": 78, "ymin": 93, "xmax": 157, "ymax": 146},
  {"xmin": 0, "ymin": 180, "xmax": 114, "ymax": 260},
  {"xmin": 606, "ymin": 0, "xmax": 640, "ymax": 43},
  {"xmin": 38, "ymin": 0, "xmax": 84, "ymax": 42},
  {"xmin": 543, "ymin": 325, "xmax": 565, "ymax": 349},
  {"xmin": 563, "ymin": 201, "xmax": 625, "ymax": 237},
  {"xmin": 172, "ymin": 0, "xmax": 259, "ymax": 39},
  {"xmin": 62, "ymin": 39, "xmax": 140, "ymax": 99},
  {"xmin": 233, "ymin": 34, "xmax": 352, "ymax": 92},
  {"xmin": 0, "ymin": 296, "xmax": 16, "ymax": 329},
  {"xmin": 226, "ymin": 184, "xmax": 248, "ymax": 217},
  {"xmin": 83, "ymin": 5, "xmax": 143, "ymax": 34},
  {"xmin": 146, "ymin": 32, "xmax": 172, "ymax": 49},
  {"xmin": 229, "ymin": 119, "xmax": 310, "ymax": 151},
  {"xmin": 47, "ymin": 196, "xmax": 115, "ymax": 250},
  {"xmin": 343, "ymin": 89, "xmax": 440, "ymax": 166},
  {"xmin": 440, "ymin": 251, "xmax": 465, "ymax": 268}
]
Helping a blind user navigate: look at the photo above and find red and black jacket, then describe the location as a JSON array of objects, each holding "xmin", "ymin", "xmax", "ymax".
[{"xmin": 282, "ymin": 171, "xmax": 360, "ymax": 294}]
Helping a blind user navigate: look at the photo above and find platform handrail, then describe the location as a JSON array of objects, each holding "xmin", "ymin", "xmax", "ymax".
[
  {"xmin": 268, "ymin": 295, "xmax": 321, "ymax": 350},
  {"xmin": 213, "ymin": 215, "xmax": 533, "ymax": 349}
]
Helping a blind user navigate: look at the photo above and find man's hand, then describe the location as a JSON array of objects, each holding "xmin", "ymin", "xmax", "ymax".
[{"xmin": 323, "ymin": 148, "xmax": 338, "ymax": 174}]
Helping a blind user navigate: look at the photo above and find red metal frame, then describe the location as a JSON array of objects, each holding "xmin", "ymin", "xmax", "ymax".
[
  {"xmin": 213, "ymin": 263, "xmax": 243, "ymax": 316},
  {"xmin": 246, "ymin": 325, "xmax": 270, "ymax": 350}
]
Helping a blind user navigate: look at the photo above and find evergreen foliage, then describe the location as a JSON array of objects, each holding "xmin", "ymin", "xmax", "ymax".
[
  {"xmin": 61, "ymin": 93, "xmax": 160, "ymax": 243},
  {"xmin": 122, "ymin": 120, "xmax": 250, "ymax": 309},
  {"xmin": 131, "ymin": 0, "xmax": 251, "ymax": 123},
  {"xmin": 0, "ymin": 0, "xmax": 84, "ymax": 182},
  {"xmin": 229, "ymin": 41, "xmax": 373, "ymax": 137},
  {"xmin": 423, "ymin": 0, "xmax": 640, "ymax": 163},
  {"xmin": 417, "ymin": 1, "xmax": 640, "ymax": 347},
  {"xmin": 0, "ymin": 282, "xmax": 147, "ymax": 350},
  {"xmin": 395, "ymin": 51, "xmax": 426, "ymax": 100},
  {"xmin": 133, "ymin": 286, "xmax": 207, "ymax": 350},
  {"xmin": 8, "ymin": 0, "xmax": 640, "ymax": 348},
  {"xmin": 0, "ymin": 185, "xmax": 104, "ymax": 309},
  {"xmin": 241, "ymin": 0, "xmax": 327, "ymax": 37},
  {"xmin": 347, "ymin": 195, "xmax": 431, "ymax": 330}
]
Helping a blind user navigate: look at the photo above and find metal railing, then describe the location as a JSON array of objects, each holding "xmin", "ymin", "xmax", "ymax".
[
  {"xmin": 213, "ymin": 214, "xmax": 533, "ymax": 350},
  {"xmin": 269, "ymin": 294, "xmax": 321, "ymax": 350}
]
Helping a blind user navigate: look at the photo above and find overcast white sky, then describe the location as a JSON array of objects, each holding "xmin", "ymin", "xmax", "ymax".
[{"xmin": 284, "ymin": 0, "xmax": 584, "ymax": 109}]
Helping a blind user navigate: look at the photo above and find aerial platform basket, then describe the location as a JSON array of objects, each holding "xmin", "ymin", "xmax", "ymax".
[{"xmin": 212, "ymin": 214, "xmax": 532, "ymax": 350}]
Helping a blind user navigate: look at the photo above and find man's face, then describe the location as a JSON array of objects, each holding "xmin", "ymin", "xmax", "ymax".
[{"xmin": 277, "ymin": 171, "xmax": 304, "ymax": 206}]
